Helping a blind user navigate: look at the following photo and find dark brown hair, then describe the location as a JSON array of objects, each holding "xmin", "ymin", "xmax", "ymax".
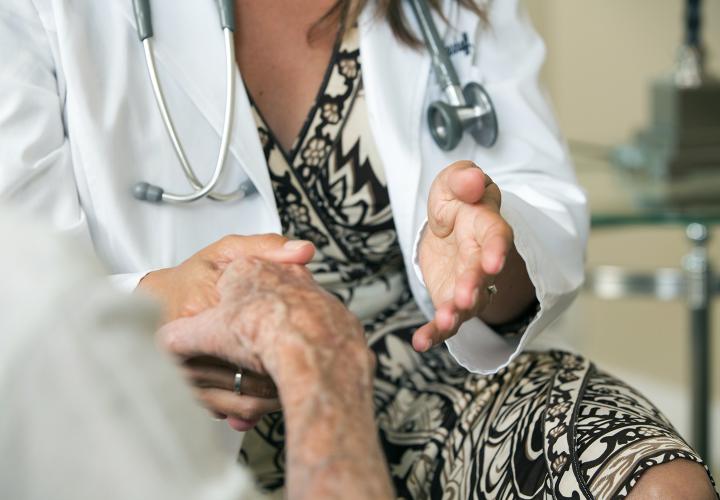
[{"xmin": 312, "ymin": 0, "xmax": 486, "ymax": 47}]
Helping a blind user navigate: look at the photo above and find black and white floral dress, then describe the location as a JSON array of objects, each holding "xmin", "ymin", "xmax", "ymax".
[{"xmin": 240, "ymin": 27, "xmax": 716, "ymax": 499}]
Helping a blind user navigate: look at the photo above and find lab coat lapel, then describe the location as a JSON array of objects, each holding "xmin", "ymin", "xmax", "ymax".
[
  {"xmin": 360, "ymin": 1, "xmax": 459, "ymax": 250},
  {"xmin": 359, "ymin": 5, "xmax": 429, "ymax": 251},
  {"xmin": 111, "ymin": 0, "xmax": 279, "ymax": 226}
]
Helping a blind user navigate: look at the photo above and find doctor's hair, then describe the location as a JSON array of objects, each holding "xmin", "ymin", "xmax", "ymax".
[{"xmin": 311, "ymin": 0, "xmax": 487, "ymax": 47}]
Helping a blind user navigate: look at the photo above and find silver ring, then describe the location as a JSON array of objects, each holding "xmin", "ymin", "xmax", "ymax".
[
  {"xmin": 233, "ymin": 370, "xmax": 243, "ymax": 395},
  {"xmin": 487, "ymin": 284, "xmax": 498, "ymax": 295}
]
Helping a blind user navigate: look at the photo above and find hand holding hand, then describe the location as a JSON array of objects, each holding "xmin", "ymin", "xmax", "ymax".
[
  {"xmin": 137, "ymin": 234, "xmax": 315, "ymax": 322},
  {"xmin": 158, "ymin": 256, "xmax": 374, "ymax": 419},
  {"xmin": 160, "ymin": 256, "xmax": 389, "ymax": 499},
  {"xmin": 139, "ymin": 234, "xmax": 315, "ymax": 430}
]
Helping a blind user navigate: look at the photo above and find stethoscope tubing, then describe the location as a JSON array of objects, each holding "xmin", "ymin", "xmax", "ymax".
[
  {"xmin": 132, "ymin": 0, "xmax": 497, "ymax": 203},
  {"xmin": 408, "ymin": 0, "xmax": 465, "ymax": 106},
  {"xmin": 134, "ymin": 0, "xmax": 253, "ymax": 203},
  {"xmin": 140, "ymin": 28, "xmax": 244, "ymax": 202}
]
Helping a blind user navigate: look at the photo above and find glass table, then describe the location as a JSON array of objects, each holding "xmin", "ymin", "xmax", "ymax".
[{"xmin": 573, "ymin": 145, "xmax": 720, "ymax": 465}]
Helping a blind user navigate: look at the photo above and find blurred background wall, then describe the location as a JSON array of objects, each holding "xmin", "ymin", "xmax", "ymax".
[{"xmin": 523, "ymin": 0, "xmax": 720, "ymax": 475}]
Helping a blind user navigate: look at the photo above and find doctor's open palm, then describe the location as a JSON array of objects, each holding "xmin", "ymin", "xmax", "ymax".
[{"xmin": 414, "ymin": 161, "xmax": 536, "ymax": 352}]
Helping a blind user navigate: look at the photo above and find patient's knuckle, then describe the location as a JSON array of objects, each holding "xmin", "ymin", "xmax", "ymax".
[{"xmin": 158, "ymin": 330, "xmax": 181, "ymax": 355}]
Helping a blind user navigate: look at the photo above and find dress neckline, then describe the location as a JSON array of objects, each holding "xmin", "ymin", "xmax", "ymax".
[{"xmin": 245, "ymin": 27, "xmax": 346, "ymax": 163}]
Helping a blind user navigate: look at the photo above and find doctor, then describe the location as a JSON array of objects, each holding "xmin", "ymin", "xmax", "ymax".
[{"xmin": 0, "ymin": 0, "xmax": 714, "ymax": 498}]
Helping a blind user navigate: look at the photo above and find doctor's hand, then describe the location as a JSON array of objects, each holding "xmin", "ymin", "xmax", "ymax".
[
  {"xmin": 414, "ymin": 161, "xmax": 536, "ymax": 352},
  {"xmin": 137, "ymin": 234, "xmax": 315, "ymax": 323}
]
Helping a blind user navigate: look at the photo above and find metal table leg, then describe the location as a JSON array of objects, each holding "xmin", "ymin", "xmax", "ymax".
[
  {"xmin": 683, "ymin": 223, "xmax": 711, "ymax": 464},
  {"xmin": 585, "ymin": 223, "xmax": 715, "ymax": 467}
]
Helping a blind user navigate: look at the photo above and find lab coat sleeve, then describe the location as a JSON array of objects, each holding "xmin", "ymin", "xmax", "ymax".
[
  {"xmin": 0, "ymin": 4, "xmax": 146, "ymax": 292},
  {"xmin": 0, "ymin": 4, "xmax": 87, "ymax": 242},
  {"xmin": 412, "ymin": 0, "xmax": 589, "ymax": 374}
]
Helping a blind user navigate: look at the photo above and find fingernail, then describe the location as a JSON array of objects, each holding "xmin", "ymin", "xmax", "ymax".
[{"xmin": 283, "ymin": 240, "xmax": 311, "ymax": 251}]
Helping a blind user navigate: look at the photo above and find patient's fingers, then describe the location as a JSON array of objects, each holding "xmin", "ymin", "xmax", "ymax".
[
  {"xmin": 194, "ymin": 388, "xmax": 281, "ymax": 424},
  {"xmin": 183, "ymin": 358, "xmax": 235, "ymax": 390},
  {"xmin": 159, "ymin": 310, "xmax": 263, "ymax": 371},
  {"xmin": 183, "ymin": 358, "xmax": 278, "ymax": 398},
  {"xmin": 236, "ymin": 370, "xmax": 278, "ymax": 399}
]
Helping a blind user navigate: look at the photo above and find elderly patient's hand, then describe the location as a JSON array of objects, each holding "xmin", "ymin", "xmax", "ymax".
[
  {"xmin": 158, "ymin": 256, "xmax": 373, "ymax": 428},
  {"xmin": 138, "ymin": 234, "xmax": 315, "ymax": 430},
  {"xmin": 161, "ymin": 257, "xmax": 390, "ymax": 499}
]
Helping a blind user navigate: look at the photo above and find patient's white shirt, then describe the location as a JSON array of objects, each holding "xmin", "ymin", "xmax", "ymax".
[{"xmin": 0, "ymin": 210, "xmax": 262, "ymax": 500}]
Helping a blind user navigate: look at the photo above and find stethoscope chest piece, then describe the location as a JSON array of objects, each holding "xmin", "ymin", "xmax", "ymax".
[
  {"xmin": 410, "ymin": 0, "xmax": 499, "ymax": 152},
  {"xmin": 427, "ymin": 82, "xmax": 498, "ymax": 151},
  {"xmin": 463, "ymin": 82, "xmax": 498, "ymax": 149}
]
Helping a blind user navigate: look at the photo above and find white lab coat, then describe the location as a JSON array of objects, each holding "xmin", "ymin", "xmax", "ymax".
[{"xmin": 0, "ymin": 0, "xmax": 588, "ymax": 374}]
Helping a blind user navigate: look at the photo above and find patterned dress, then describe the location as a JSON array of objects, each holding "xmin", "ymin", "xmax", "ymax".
[{"xmin": 240, "ymin": 28, "xmax": 716, "ymax": 499}]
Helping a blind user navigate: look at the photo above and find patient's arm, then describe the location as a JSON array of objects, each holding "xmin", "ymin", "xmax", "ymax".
[{"xmin": 159, "ymin": 257, "xmax": 393, "ymax": 500}]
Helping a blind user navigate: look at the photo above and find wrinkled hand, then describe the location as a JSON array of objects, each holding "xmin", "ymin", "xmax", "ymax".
[
  {"xmin": 414, "ymin": 161, "xmax": 513, "ymax": 352},
  {"xmin": 158, "ymin": 256, "xmax": 374, "ymax": 420},
  {"xmin": 138, "ymin": 234, "xmax": 315, "ymax": 431},
  {"xmin": 162, "ymin": 257, "xmax": 388, "ymax": 498}
]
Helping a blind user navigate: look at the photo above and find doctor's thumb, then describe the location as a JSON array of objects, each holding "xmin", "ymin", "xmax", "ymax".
[{"xmin": 271, "ymin": 239, "xmax": 316, "ymax": 264}]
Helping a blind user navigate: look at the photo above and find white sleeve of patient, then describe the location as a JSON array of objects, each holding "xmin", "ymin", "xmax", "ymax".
[{"xmin": 0, "ymin": 210, "xmax": 264, "ymax": 500}]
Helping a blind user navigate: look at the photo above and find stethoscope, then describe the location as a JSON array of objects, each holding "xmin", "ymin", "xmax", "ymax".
[{"xmin": 131, "ymin": 0, "xmax": 498, "ymax": 204}]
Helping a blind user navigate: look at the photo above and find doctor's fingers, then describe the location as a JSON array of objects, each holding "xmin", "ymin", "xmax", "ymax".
[
  {"xmin": 411, "ymin": 302, "xmax": 461, "ymax": 353},
  {"xmin": 427, "ymin": 162, "xmax": 494, "ymax": 238},
  {"xmin": 194, "ymin": 388, "xmax": 281, "ymax": 423},
  {"xmin": 182, "ymin": 360, "xmax": 278, "ymax": 399},
  {"xmin": 472, "ymin": 206, "xmax": 512, "ymax": 276},
  {"xmin": 211, "ymin": 234, "xmax": 315, "ymax": 267},
  {"xmin": 411, "ymin": 291, "xmax": 492, "ymax": 352}
]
